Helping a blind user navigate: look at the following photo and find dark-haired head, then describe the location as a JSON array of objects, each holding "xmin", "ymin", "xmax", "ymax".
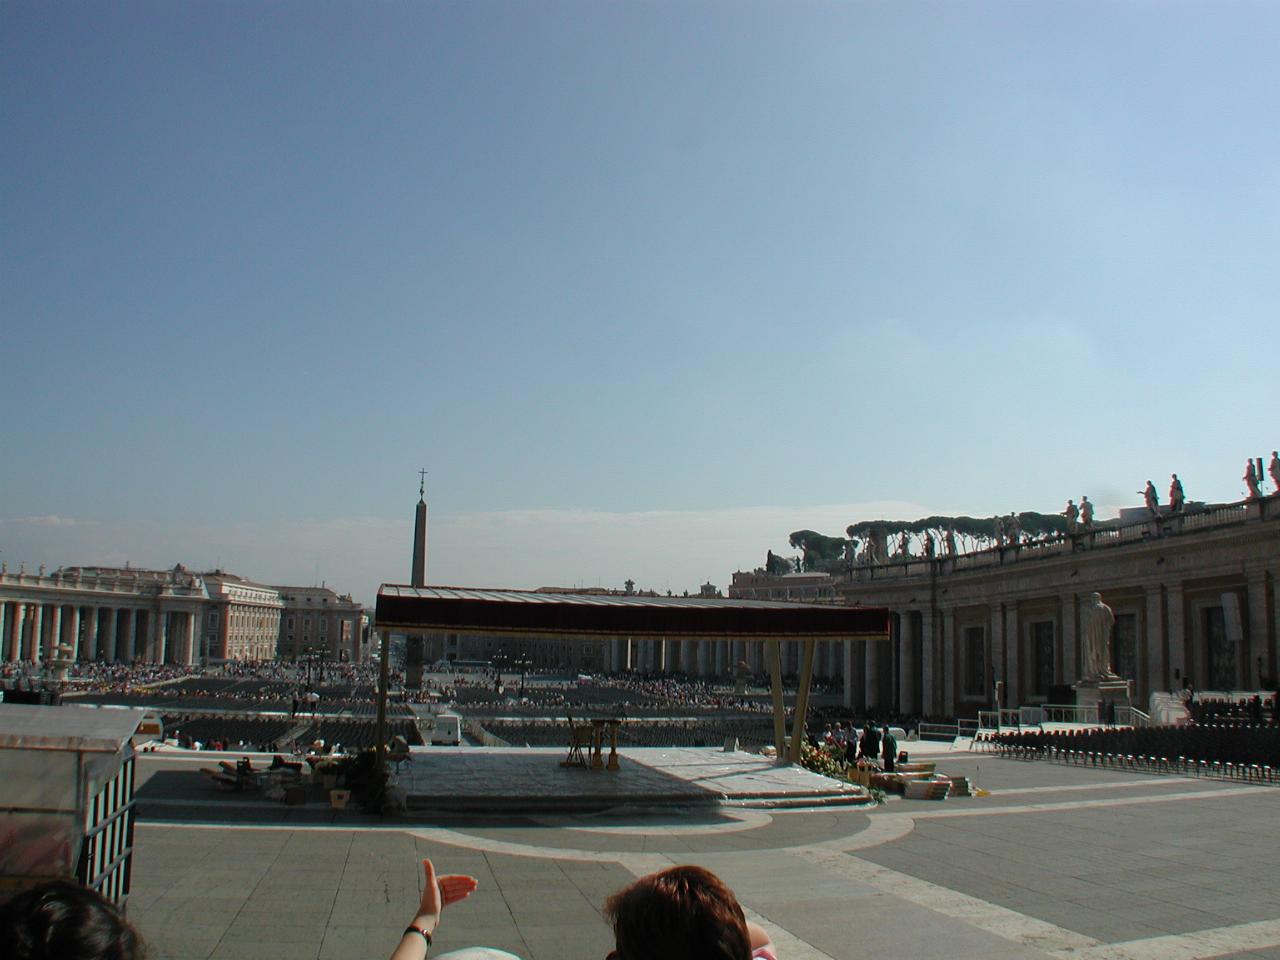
[
  {"xmin": 0, "ymin": 879, "xmax": 146, "ymax": 960},
  {"xmin": 604, "ymin": 865, "xmax": 749, "ymax": 960}
]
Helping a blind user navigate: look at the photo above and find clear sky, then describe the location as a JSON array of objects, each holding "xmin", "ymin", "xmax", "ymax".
[{"xmin": 3, "ymin": 2, "xmax": 1277, "ymax": 603}]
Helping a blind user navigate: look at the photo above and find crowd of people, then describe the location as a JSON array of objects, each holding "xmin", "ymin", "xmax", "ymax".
[{"xmin": 812, "ymin": 720, "xmax": 901, "ymax": 772}]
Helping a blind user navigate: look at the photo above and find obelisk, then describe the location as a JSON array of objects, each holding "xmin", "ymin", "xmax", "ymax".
[{"xmin": 411, "ymin": 470, "xmax": 427, "ymax": 588}]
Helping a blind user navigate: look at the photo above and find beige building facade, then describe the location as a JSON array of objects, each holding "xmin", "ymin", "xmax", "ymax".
[
  {"xmin": 276, "ymin": 586, "xmax": 365, "ymax": 662},
  {"xmin": 201, "ymin": 574, "xmax": 284, "ymax": 662}
]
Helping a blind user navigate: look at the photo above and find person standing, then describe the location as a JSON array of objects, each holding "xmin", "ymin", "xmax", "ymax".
[
  {"xmin": 880, "ymin": 726, "xmax": 898, "ymax": 773},
  {"xmin": 856, "ymin": 722, "xmax": 881, "ymax": 765}
]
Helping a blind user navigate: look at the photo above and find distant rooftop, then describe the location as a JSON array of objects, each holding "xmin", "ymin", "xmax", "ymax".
[{"xmin": 376, "ymin": 585, "xmax": 889, "ymax": 639}]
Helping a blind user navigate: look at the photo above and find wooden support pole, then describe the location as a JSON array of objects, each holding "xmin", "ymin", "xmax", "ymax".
[
  {"xmin": 789, "ymin": 638, "xmax": 818, "ymax": 764},
  {"xmin": 768, "ymin": 639, "xmax": 786, "ymax": 759}
]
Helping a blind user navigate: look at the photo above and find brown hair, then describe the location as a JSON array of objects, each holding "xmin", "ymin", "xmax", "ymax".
[
  {"xmin": 0, "ymin": 880, "xmax": 147, "ymax": 960},
  {"xmin": 603, "ymin": 865, "xmax": 750, "ymax": 960}
]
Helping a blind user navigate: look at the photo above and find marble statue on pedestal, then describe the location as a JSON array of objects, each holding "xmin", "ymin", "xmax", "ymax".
[
  {"xmin": 1140, "ymin": 481, "xmax": 1160, "ymax": 518},
  {"xmin": 1269, "ymin": 451, "xmax": 1280, "ymax": 493},
  {"xmin": 1169, "ymin": 474, "xmax": 1185, "ymax": 512},
  {"xmin": 1080, "ymin": 496, "xmax": 1094, "ymax": 529},
  {"xmin": 1063, "ymin": 499, "xmax": 1079, "ymax": 533},
  {"xmin": 1081, "ymin": 592, "xmax": 1119, "ymax": 682},
  {"xmin": 1245, "ymin": 460, "xmax": 1262, "ymax": 499}
]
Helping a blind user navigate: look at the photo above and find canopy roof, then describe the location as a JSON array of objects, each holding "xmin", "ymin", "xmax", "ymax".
[{"xmin": 375, "ymin": 585, "xmax": 889, "ymax": 641}]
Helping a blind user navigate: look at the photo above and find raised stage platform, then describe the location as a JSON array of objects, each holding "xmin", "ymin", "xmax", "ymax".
[{"xmin": 395, "ymin": 745, "xmax": 868, "ymax": 811}]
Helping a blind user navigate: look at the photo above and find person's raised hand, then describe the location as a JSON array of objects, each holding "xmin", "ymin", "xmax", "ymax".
[
  {"xmin": 438, "ymin": 870, "xmax": 479, "ymax": 909},
  {"xmin": 417, "ymin": 858, "xmax": 479, "ymax": 928}
]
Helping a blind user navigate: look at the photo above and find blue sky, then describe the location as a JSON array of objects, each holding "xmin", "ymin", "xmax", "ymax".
[{"xmin": 3, "ymin": 2, "xmax": 1277, "ymax": 601}]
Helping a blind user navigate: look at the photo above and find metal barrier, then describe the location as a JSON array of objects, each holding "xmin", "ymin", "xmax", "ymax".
[
  {"xmin": 1042, "ymin": 703, "xmax": 1100, "ymax": 725},
  {"xmin": 917, "ymin": 722, "xmax": 959, "ymax": 742},
  {"xmin": 1019, "ymin": 705, "xmax": 1044, "ymax": 726},
  {"xmin": 1115, "ymin": 706, "xmax": 1151, "ymax": 727},
  {"xmin": 976, "ymin": 710, "xmax": 1001, "ymax": 731}
]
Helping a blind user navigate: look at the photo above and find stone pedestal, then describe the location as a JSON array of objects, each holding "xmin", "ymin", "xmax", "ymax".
[{"xmin": 1074, "ymin": 679, "xmax": 1132, "ymax": 726}]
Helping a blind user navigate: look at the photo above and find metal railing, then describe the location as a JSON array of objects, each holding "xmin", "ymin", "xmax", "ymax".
[
  {"xmin": 917, "ymin": 722, "xmax": 959, "ymax": 742},
  {"xmin": 1042, "ymin": 703, "xmax": 1100, "ymax": 725},
  {"xmin": 1115, "ymin": 705, "xmax": 1151, "ymax": 727}
]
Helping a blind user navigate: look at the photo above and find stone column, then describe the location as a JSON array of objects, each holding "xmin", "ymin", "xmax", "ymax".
[
  {"xmin": 989, "ymin": 603, "xmax": 1005, "ymax": 707},
  {"xmin": 899, "ymin": 612, "xmax": 917, "ymax": 715},
  {"xmin": 920, "ymin": 610, "xmax": 935, "ymax": 717},
  {"xmin": 847, "ymin": 640, "xmax": 865, "ymax": 711},
  {"xmin": 14, "ymin": 604, "xmax": 26, "ymax": 661},
  {"xmin": 697, "ymin": 639, "xmax": 710, "ymax": 676},
  {"xmin": 86, "ymin": 607, "xmax": 101, "ymax": 660},
  {"xmin": 1005, "ymin": 604, "xmax": 1021, "ymax": 706},
  {"xmin": 864, "ymin": 639, "xmax": 880, "ymax": 710},
  {"xmin": 1246, "ymin": 570, "xmax": 1269, "ymax": 688},
  {"xmin": 155, "ymin": 610, "xmax": 169, "ymax": 664},
  {"xmin": 49, "ymin": 605, "xmax": 63, "ymax": 660},
  {"xmin": 4, "ymin": 603, "xmax": 18, "ymax": 661},
  {"xmin": 1166, "ymin": 584, "xmax": 1186, "ymax": 687},
  {"xmin": 30, "ymin": 604, "xmax": 45, "ymax": 663},
  {"xmin": 715, "ymin": 641, "xmax": 727, "ymax": 677},
  {"xmin": 941, "ymin": 608, "xmax": 956, "ymax": 717},
  {"xmin": 1061, "ymin": 594, "xmax": 1077, "ymax": 685},
  {"xmin": 842, "ymin": 638, "xmax": 855, "ymax": 709},
  {"xmin": 1145, "ymin": 587, "xmax": 1166, "ymax": 696}
]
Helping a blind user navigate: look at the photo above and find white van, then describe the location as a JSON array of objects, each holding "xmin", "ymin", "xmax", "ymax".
[{"xmin": 423, "ymin": 713, "xmax": 462, "ymax": 746}]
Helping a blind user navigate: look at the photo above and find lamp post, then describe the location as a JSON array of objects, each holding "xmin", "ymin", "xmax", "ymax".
[{"xmin": 516, "ymin": 656, "xmax": 531, "ymax": 699}]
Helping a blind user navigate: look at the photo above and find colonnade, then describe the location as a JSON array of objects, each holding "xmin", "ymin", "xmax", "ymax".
[
  {"xmin": 866, "ymin": 562, "xmax": 1280, "ymax": 720},
  {"xmin": 598, "ymin": 636, "xmax": 847, "ymax": 681},
  {"xmin": 0, "ymin": 600, "xmax": 200, "ymax": 666}
]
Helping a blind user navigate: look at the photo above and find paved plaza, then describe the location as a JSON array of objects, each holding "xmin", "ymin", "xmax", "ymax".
[{"xmin": 129, "ymin": 746, "xmax": 1280, "ymax": 960}]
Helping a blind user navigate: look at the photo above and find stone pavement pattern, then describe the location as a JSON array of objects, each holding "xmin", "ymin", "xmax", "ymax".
[{"xmin": 128, "ymin": 748, "xmax": 1280, "ymax": 960}]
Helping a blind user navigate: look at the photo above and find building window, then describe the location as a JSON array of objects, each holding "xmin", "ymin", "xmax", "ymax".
[
  {"xmin": 963, "ymin": 626, "xmax": 985, "ymax": 697},
  {"xmin": 1031, "ymin": 621, "xmax": 1055, "ymax": 696}
]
